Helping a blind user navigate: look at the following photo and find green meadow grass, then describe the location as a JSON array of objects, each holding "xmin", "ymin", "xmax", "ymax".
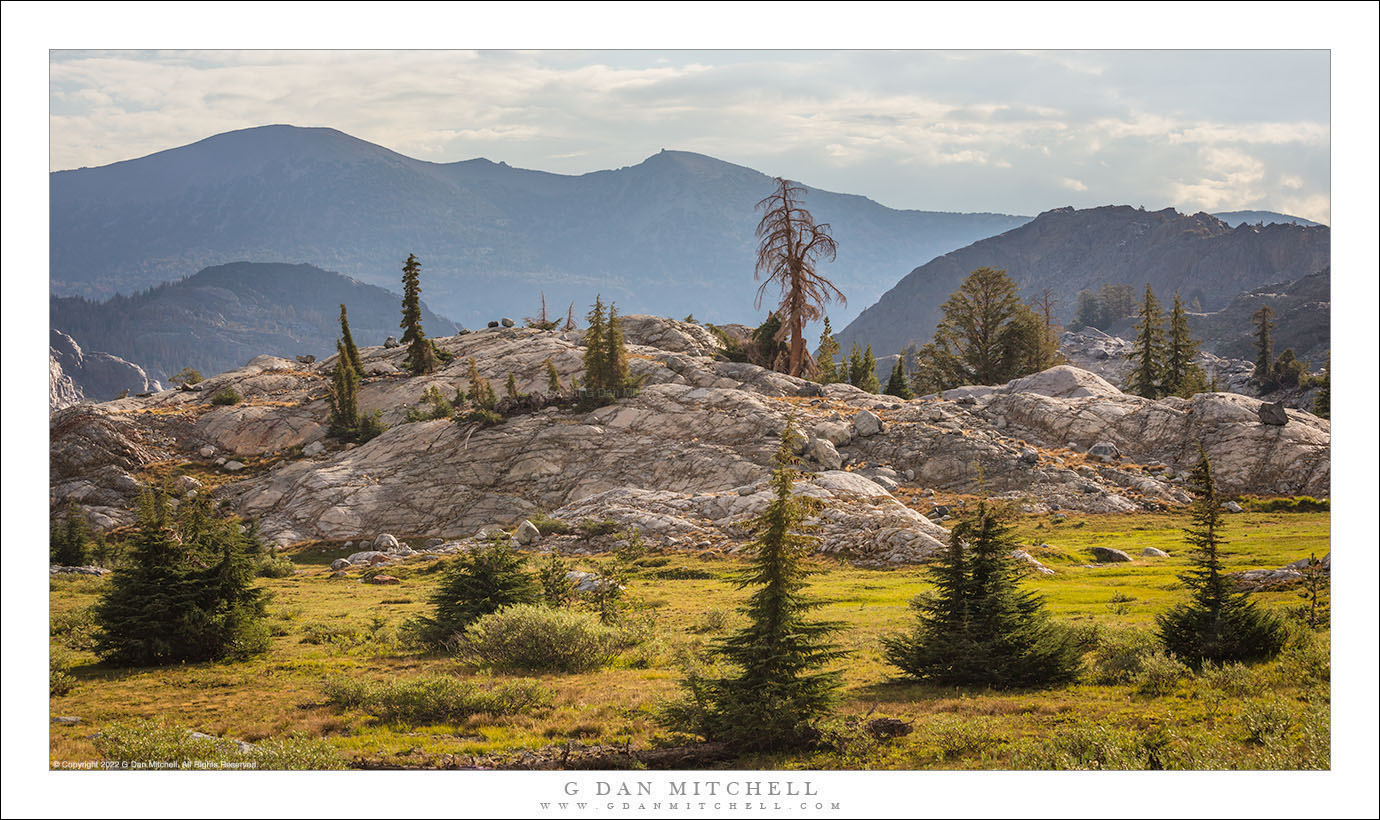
[{"xmin": 48, "ymin": 511, "xmax": 1329, "ymax": 770}]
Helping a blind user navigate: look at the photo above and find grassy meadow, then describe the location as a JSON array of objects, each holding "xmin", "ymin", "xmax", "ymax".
[{"xmin": 48, "ymin": 510, "xmax": 1330, "ymax": 771}]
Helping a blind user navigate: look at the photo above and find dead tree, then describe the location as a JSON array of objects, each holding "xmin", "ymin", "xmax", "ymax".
[{"xmin": 754, "ymin": 177, "xmax": 844, "ymax": 377}]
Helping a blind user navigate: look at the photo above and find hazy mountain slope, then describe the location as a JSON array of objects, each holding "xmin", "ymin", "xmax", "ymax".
[
  {"xmin": 50, "ymin": 125, "xmax": 1029, "ymax": 329},
  {"xmin": 1192, "ymin": 269, "xmax": 1329, "ymax": 364},
  {"xmin": 836, "ymin": 205, "xmax": 1330, "ymax": 357},
  {"xmin": 51, "ymin": 262, "xmax": 460, "ymax": 382}
]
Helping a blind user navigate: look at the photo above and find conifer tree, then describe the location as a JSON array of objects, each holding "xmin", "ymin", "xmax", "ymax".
[
  {"xmin": 545, "ymin": 358, "xmax": 563, "ymax": 394},
  {"xmin": 339, "ymin": 303, "xmax": 363, "ymax": 375},
  {"xmin": 667, "ymin": 417, "xmax": 844, "ymax": 750},
  {"xmin": 1127, "ymin": 284, "xmax": 1167, "ymax": 398},
  {"xmin": 1270, "ymin": 349, "xmax": 1306, "ymax": 390},
  {"xmin": 400, "ymin": 253, "xmax": 424, "ymax": 344},
  {"xmin": 564, "ymin": 302, "xmax": 578, "ymax": 332},
  {"xmin": 399, "ymin": 253, "xmax": 437, "ymax": 375},
  {"xmin": 93, "ymin": 487, "xmax": 267, "ymax": 666},
  {"xmin": 505, "ymin": 372, "xmax": 521, "ymax": 400},
  {"xmin": 882, "ymin": 500, "xmax": 1079, "ymax": 687},
  {"xmin": 1251, "ymin": 305, "xmax": 1276, "ymax": 393},
  {"xmin": 814, "ymin": 318, "xmax": 842, "ymax": 384},
  {"xmin": 422, "ymin": 537, "xmax": 539, "ymax": 646},
  {"xmin": 749, "ymin": 312, "xmax": 789, "ymax": 371},
  {"xmin": 603, "ymin": 302, "xmax": 631, "ymax": 396},
  {"xmin": 847, "ymin": 343, "xmax": 865, "ymax": 388},
  {"xmin": 463, "ymin": 357, "xmax": 497, "ymax": 412},
  {"xmin": 327, "ymin": 340, "xmax": 361, "ymax": 438},
  {"xmin": 1312, "ymin": 357, "xmax": 1330, "ymax": 419},
  {"xmin": 857, "ymin": 345, "xmax": 881, "ymax": 393},
  {"xmin": 583, "ymin": 296, "xmax": 609, "ymax": 395},
  {"xmin": 1164, "ymin": 292, "xmax": 1207, "ymax": 397},
  {"xmin": 883, "ymin": 357, "xmax": 913, "ymax": 399},
  {"xmin": 1156, "ymin": 448, "xmax": 1286, "ymax": 667},
  {"xmin": 51, "ymin": 500, "xmax": 90, "ymax": 566},
  {"xmin": 911, "ymin": 267, "xmax": 1053, "ymax": 392}
]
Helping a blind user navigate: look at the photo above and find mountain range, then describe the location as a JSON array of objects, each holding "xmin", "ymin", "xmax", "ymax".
[
  {"xmin": 51, "ymin": 262, "xmax": 459, "ymax": 383},
  {"xmin": 835, "ymin": 205, "xmax": 1329, "ymax": 358},
  {"xmin": 49, "ymin": 125, "xmax": 1031, "ymax": 330}
]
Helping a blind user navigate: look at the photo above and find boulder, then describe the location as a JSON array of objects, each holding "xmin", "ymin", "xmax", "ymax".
[
  {"xmin": 373, "ymin": 533, "xmax": 401, "ymax": 552},
  {"xmin": 487, "ymin": 321, "xmax": 500, "ymax": 328},
  {"xmin": 1090, "ymin": 546, "xmax": 1133, "ymax": 563},
  {"xmin": 1141, "ymin": 547, "xmax": 1170, "ymax": 558},
  {"xmin": 852, "ymin": 409, "xmax": 884, "ymax": 437},
  {"xmin": 1222, "ymin": 500, "xmax": 1244, "ymax": 513},
  {"xmin": 302, "ymin": 441, "xmax": 326, "ymax": 457},
  {"xmin": 346, "ymin": 550, "xmax": 385, "ymax": 564},
  {"xmin": 806, "ymin": 437, "xmax": 842, "ymax": 470},
  {"xmin": 223, "ymin": 460, "xmax": 246, "ymax": 472},
  {"xmin": 1258, "ymin": 401, "xmax": 1289, "ymax": 426},
  {"xmin": 174, "ymin": 475, "xmax": 203, "ymax": 494},
  {"xmin": 1088, "ymin": 442, "xmax": 1121, "ymax": 462},
  {"xmin": 1011, "ymin": 550, "xmax": 1055, "ymax": 575},
  {"xmin": 813, "ymin": 421, "xmax": 854, "ymax": 447},
  {"xmin": 384, "ymin": 336, "xmax": 399, "ymax": 348},
  {"xmin": 515, "ymin": 519, "xmax": 541, "ymax": 545},
  {"xmin": 1019, "ymin": 447, "xmax": 1039, "ymax": 465},
  {"xmin": 1230, "ymin": 567, "xmax": 1302, "ymax": 590},
  {"xmin": 330, "ymin": 558, "xmax": 351, "ymax": 571},
  {"xmin": 366, "ymin": 574, "xmax": 400, "ymax": 585},
  {"xmin": 501, "ymin": 318, "xmax": 516, "ymax": 328},
  {"xmin": 198, "ymin": 445, "xmax": 217, "ymax": 458},
  {"xmin": 295, "ymin": 355, "xmax": 317, "ymax": 365}
]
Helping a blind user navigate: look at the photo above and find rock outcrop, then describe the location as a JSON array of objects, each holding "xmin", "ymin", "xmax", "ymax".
[
  {"xmin": 49, "ymin": 316, "xmax": 1330, "ymax": 560},
  {"xmin": 50, "ymin": 329, "xmax": 161, "ymax": 409}
]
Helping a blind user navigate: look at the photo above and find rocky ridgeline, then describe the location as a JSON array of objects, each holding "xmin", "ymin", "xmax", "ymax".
[{"xmin": 49, "ymin": 316, "xmax": 1330, "ymax": 563}]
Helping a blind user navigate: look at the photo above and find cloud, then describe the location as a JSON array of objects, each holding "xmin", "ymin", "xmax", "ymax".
[{"xmin": 47, "ymin": 50, "xmax": 1330, "ymax": 221}]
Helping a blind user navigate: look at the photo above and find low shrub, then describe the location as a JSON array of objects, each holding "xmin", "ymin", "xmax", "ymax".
[
  {"xmin": 1086, "ymin": 626, "xmax": 1163, "ymax": 685},
  {"xmin": 458, "ymin": 408, "xmax": 504, "ymax": 427},
  {"xmin": 917, "ymin": 715, "xmax": 1006, "ymax": 763},
  {"xmin": 1276, "ymin": 631, "xmax": 1330, "ymax": 688},
  {"xmin": 1132, "ymin": 652, "xmax": 1191, "ymax": 696},
  {"xmin": 528, "ymin": 512, "xmax": 572, "ymax": 536},
  {"xmin": 356, "ymin": 410, "xmax": 388, "ymax": 443},
  {"xmin": 50, "ymin": 651, "xmax": 77, "ymax": 697},
  {"xmin": 615, "ymin": 528, "xmax": 649, "ymax": 562},
  {"xmin": 652, "ymin": 566, "xmax": 718, "ymax": 581},
  {"xmin": 209, "ymin": 388, "xmax": 243, "ymax": 406},
  {"xmin": 256, "ymin": 553, "xmax": 296, "ymax": 578},
  {"xmin": 1196, "ymin": 661, "xmax": 1266, "ymax": 701},
  {"xmin": 458, "ymin": 604, "xmax": 620, "ymax": 673},
  {"xmin": 576, "ymin": 517, "xmax": 620, "ymax": 540},
  {"xmin": 94, "ymin": 719, "xmax": 344, "ymax": 769},
  {"xmin": 51, "ymin": 607, "xmax": 99, "ymax": 651},
  {"xmin": 1243, "ymin": 496, "xmax": 1329, "ymax": 513},
  {"xmin": 321, "ymin": 675, "xmax": 550, "ymax": 724},
  {"xmin": 404, "ymin": 386, "xmax": 454, "ymax": 422},
  {"xmin": 691, "ymin": 608, "xmax": 731, "ymax": 633},
  {"xmin": 1241, "ymin": 698, "xmax": 1294, "ymax": 745},
  {"xmin": 1008, "ymin": 721, "xmax": 1163, "ymax": 770}
]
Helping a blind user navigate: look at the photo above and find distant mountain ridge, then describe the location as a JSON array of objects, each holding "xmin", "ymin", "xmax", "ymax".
[
  {"xmin": 50, "ymin": 124, "xmax": 1030, "ymax": 329},
  {"xmin": 836, "ymin": 205, "xmax": 1330, "ymax": 357},
  {"xmin": 1213, "ymin": 210, "xmax": 1325, "ymax": 228},
  {"xmin": 51, "ymin": 262, "xmax": 460, "ymax": 382}
]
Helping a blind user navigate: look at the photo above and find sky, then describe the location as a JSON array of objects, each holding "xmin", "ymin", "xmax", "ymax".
[{"xmin": 48, "ymin": 49, "xmax": 1331, "ymax": 222}]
